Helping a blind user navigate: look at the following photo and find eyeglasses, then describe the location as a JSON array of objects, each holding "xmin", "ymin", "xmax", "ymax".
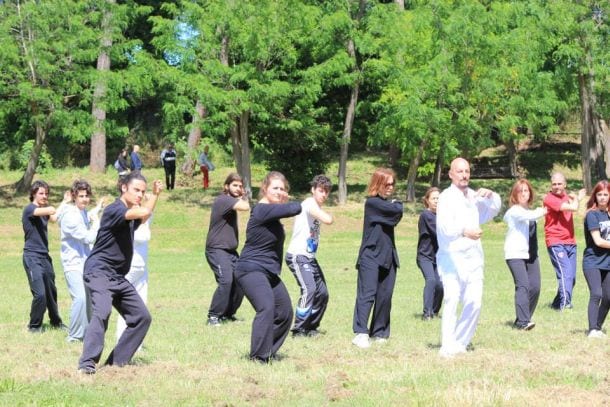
[{"xmin": 385, "ymin": 182, "xmax": 395, "ymax": 187}]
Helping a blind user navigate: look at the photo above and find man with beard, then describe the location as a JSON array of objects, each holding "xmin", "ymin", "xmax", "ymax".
[{"xmin": 205, "ymin": 173, "xmax": 250, "ymax": 326}]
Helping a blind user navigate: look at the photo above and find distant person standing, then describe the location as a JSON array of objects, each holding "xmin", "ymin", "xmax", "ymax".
[
  {"xmin": 197, "ymin": 145, "xmax": 215, "ymax": 190},
  {"xmin": 22, "ymin": 180, "xmax": 67, "ymax": 333},
  {"xmin": 416, "ymin": 187, "xmax": 443, "ymax": 321},
  {"xmin": 160, "ymin": 143, "xmax": 177, "ymax": 190},
  {"xmin": 235, "ymin": 171, "xmax": 301, "ymax": 363},
  {"xmin": 436, "ymin": 158, "xmax": 501, "ymax": 358},
  {"xmin": 543, "ymin": 172, "xmax": 586, "ymax": 310},
  {"xmin": 78, "ymin": 172, "xmax": 162, "ymax": 374},
  {"xmin": 285, "ymin": 175, "xmax": 333, "ymax": 337},
  {"xmin": 116, "ymin": 216, "xmax": 152, "ymax": 344},
  {"xmin": 130, "ymin": 145, "xmax": 142, "ymax": 171},
  {"xmin": 115, "ymin": 149, "xmax": 130, "ymax": 177},
  {"xmin": 352, "ymin": 168, "xmax": 403, "ymax": 349},
  {"xmin": 503, "ymin": 179, "xmax": 546, "ymax": 330},
  {"xmin": 205, "ymin": 173, "xmax": 250, "ymax": 326},
  {"xmin": 582, "ymin": 180, "xmax": 610, "ymax": 339},
  {"xmin": 57, "ymin": 180, "xmax": 104, "ymax": 342}
]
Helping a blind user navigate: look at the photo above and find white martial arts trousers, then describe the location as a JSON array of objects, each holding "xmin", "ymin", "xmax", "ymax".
[
  {"xmin": 439, "ymin": 265, "xmax": 483, "ymax": 356},
  {"xmin": 116, "ymin": 265, "xmax": 149, "ymax": 344}
]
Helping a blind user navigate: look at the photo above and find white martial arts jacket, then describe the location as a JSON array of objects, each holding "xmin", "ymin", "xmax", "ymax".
[{"xmin": 436, "ymin": 184, "xmax": 501, "ymax": 276}]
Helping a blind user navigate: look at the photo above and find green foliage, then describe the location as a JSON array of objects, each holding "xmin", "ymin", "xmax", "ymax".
[
  {"xmin": 17, "ymin": 140, "xmax": 53, "ymax": 173},
  {"xmin": 1, "ymin": 0, "xmax": 610, "ymax": 188}
]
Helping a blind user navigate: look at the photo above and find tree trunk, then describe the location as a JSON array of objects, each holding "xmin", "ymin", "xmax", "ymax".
[
  {"xmin": 505, "ymin": 138, "xmax": 518, "ymax": 178},
  {"xmin": 181, "ymin": 100, "xmax": 207, "ymax": 176},
  {"xmin": 388, "ymin": 143, "xmax": 400, "ymax": 169},
  {"xmin": 239, "ymin": 111, "xmax": 252, "ymax": 198},
  {"xmin": 338, "ymin": 47, "xmax": 359, "ymax": 205},
  {"xmin": 579, "ymin": 72, "xmax": 606, "ymax": 192},
  {"xmin": 405, "ymin": 140, "xmax": 426, "ymax": 202},
  {"xmin": 393, "ymin": 0, "xmax": 405, "ymax": 10},
  {"xmin": 90, "ymin": 0, "xmax": 114, "ymax": 173},
  {"xmin": 15, "ymin": 118, "xmax": 47, "ymax": 193},
  {"xmin": 431, "ymin": 142, "xmax": 445, "ymax": 187}
]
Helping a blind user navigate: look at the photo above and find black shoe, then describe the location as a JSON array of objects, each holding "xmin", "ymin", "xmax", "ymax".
[
  {"xmin": 221, "ymin": 315, "xmax": 238, "ymax": 323},
  {"xmin": 77, "ymin": 366, "xmax": 96, "ymax": 375},
  {"xmin": 51, "ymin": 323, "xmax": 69, "ymax": 332},
  {"xmin": 207, "ymin": 316, "xmax": 221, "ymax": 326},
  {"xmin": 28, "ymin": 326, "xmax": 42, "ymax": 333},
  {"xmin": 422, "ymin": 314, "xmax": 433, "ymax": 321},
  {"xmin": 292, "ymin": 330, "xmax": 308, "ymax": 338},
  {"xmin": 514, "ymin": 322, "xmax": 536, "ymax": 331},
  {"xmin": 307, "ymin": 329, "xmax": 320, "ymax": 337}
]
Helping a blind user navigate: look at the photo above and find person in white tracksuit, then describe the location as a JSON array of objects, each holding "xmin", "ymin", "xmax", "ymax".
[
  {"xmin": 436, "ymin": 157, "xmax": 501, "ymax": 358},
  {"xmin": 116, "ymin": 216, "xmax": 152, "ymax": 346},
  {"xmin": 58, "ymin": 180, "xmax": 104, "ymax": 342}
]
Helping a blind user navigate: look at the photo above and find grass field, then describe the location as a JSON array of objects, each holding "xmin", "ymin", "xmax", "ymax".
[{"xmin": 0, "ymin": 155, "xmax": 608, "ymax": 406}]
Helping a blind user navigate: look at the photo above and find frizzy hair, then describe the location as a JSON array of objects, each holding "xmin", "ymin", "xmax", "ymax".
[
  {"xmin": 70, "ymin": 179, "xmax": 92, "ymax": 201},
  {"xmin": 508, "ymin": 179, "xmax": 535, "ymax": 207},
  {"xmin": 586, "ymin": 180, "xmax": 610, "ymax": 210},
  {"xmin": 310, "ymin": 174, "xmax": 332, "ymax": 192},
  {"xmin": 367, "ymin": 168, "xmax": 395, "ymax": 197}
]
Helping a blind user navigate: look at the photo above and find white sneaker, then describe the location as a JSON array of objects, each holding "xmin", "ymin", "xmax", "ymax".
[
  {"xmin": 352, "ymin": 333, "xmax": 370, "ymax": 348},
  {"xmin": 439, "ymin": 344, "xmax": 467, "ymax": 358},
  {"xmin": 588, "ymin": 329, "xmax": 607, "ymax": 339},
  {"xmin": 371, "ymin": 337, "xmax": 388, "ymax": 345}
]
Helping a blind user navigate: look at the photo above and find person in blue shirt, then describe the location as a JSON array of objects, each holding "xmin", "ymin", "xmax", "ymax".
[{"xmin": 130, "ymin": 145, "xmax": 142, "ymax": 171}]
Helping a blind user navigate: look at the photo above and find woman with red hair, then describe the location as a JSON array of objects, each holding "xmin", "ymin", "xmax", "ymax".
[{"xmin": 352, "ymin": 168, "xmax": 403, "ymax": 348}]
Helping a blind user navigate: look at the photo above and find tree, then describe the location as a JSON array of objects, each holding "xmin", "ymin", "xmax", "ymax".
[
  {"xmin": 544, "ymin": 0, "xmax": 610, "ymax": 191},
  {"xmin": 0, "ymin": 0, "xmax": 97, "ymax": 192}
]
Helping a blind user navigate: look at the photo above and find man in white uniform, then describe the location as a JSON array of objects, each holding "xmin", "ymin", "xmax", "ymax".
[
  {"xmin": 436, "ymin": 157, "xmax": 501, "ymax": 358},
  {"xmin": 116, "ymin": 216, "xmax": 151, "ymax": 344}
]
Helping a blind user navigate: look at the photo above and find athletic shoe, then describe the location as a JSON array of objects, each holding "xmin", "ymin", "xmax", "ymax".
[
  {"xmin": 422, "ymin": 314, "xmax": 433, "ymax": 321},
  {"xmin": 352, "ymin": 333, "xmax": 370, "ymax": 349},
  {"xmin": 514, "ymin": 322, "xmax": 536, "ymax": 331},
  {"xmin": 588, "ymin": 329, "xmax": 607, "ymax": 339},
  {"xmin": 77, "ymin": 366, "xmax": 96, "ymax": 375},
  {"xmin": 292, "ymin": 330, "xmax": 308, "ymax": 338},
  {"xmin": 207, "ymin": 316, "xmax": 221, "ymax": 326},
  {"xmin": 439, "ymin": 344, "xmax": 467, "ymax": 358},
  {"xmin": 371, "ymin": 337, "xmax": 388, "ymax": 344},
  {"xmin": 28, "ymin": 326, "xmax": 42, "ymax": 333},
  {"xmin": 51, "ymin": 323, "xmax": 69, "ymax": 332}
]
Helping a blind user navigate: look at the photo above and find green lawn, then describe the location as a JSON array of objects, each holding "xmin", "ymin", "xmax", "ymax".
[{"xmin": 0, "ymin": 159, "xmax": 607, "ymax": 406}]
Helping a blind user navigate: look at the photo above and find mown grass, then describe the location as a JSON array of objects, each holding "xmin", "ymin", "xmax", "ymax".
[{"xmin": 0, "ymin": 154, "xmax": 608, "ymax": 406}]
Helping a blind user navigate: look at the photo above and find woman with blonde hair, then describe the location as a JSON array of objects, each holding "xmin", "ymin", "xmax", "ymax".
[
  {"xmin": 352, "ymin": 168, "xmax": 403, "ymax": 348},
  {"xmin": 235, "ymin": 172, "xmax": 302, "ymax": 363}
]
